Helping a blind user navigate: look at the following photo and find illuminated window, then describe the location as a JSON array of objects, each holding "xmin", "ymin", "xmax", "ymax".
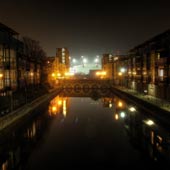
[
  {"xmin": 109, "ymin": 54, "xmax": 112, "ymax": 61},
  {"xmin": 158, "ymin": 69, "xmax": 164, "ymax": 81},
  {"xmin": 0, "ymin": 79, "xmax": 3, "ymax": 89},
  {"xmin": 158, "ymin": 69, "xmax": 164, "ymax": 77},
  {"xmin": 157, "ymin": 53, "xmax": 160, "ymax": 60}
]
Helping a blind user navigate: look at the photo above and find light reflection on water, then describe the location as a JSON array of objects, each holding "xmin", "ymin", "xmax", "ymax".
[{"xmin": 0, "ymin": 89, "xmax": 170, "ymax": 169}]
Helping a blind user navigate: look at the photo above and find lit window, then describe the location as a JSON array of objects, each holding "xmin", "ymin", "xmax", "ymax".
[
  {"xmin": 157, "ymin": 53, "xmax": 160, "ymax": 60},
  {"xmin": 109, "ymin": 54, "xmax": 112, "ymax": 61},
  {"xmin": 158, "ymin": 69, "xmax": 164, "ymax": 77}
]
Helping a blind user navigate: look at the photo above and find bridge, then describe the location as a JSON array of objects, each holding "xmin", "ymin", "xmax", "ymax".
[
  {"xmin": 60, "ymin": 88, "xmax": 113, "ymax": 98},
  {"xmin": 58, "ymin": 79, "xmax": 112, "ymax": 89}
]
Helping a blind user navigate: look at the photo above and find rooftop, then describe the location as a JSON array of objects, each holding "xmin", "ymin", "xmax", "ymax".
[{"xmin": 0, "ymin": 22, "xmax": 19, "ymax": 35}]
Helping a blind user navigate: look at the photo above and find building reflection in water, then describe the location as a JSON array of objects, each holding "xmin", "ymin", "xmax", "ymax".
[
  {"xmin": 0, "ymin": 89, "xmax": 170, "ymax": 169},
  {"xmin": 111, "ymin": 95, "xmax": 170, "ymax": 164},
  {"xmin": 73, "ymin": 88, "xmax": 170, "ymax": 165},
  {"xmin": 48, "ymin": 96, "xmax": 69, "ymax": 117},
  {"xmin": 0, "ymin": 107, "xmax": 50, "ymax": 170},
  {"xmin": 50, "ymin": 88, "xmax": 170, "ymax": 165}
]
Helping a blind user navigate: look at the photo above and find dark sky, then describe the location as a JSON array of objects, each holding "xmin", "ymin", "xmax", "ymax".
[{"xmin": 0, "ymin": 0, "xmax": 170, "ymax": 59}]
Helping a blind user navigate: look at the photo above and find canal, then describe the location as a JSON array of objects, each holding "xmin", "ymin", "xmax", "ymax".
[{"xmin": 0, "ymin": 89, "xmax": 170, "ymax": 169}]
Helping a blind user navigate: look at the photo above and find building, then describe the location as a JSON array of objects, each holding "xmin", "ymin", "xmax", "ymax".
[
  {"xmin": 89, "ymin": 69, "xmax": 102, "ymax": 79},
  {"xmin": 0, "ymin": 23, "xmax": 46, "ymax": 113},
  {"xmin": 0, "ymin": 23, "xmax": 21, "ymax": 94},
  {"xmin": 56, "ymin": 47, "xmax": 70, "ymax": 76},
  {"xmin": 126, "ymin": 30, "xmax": 170, "ymax": 99},
  {"xmin": 102, "ymin": 54, "xmax": 114, "ymax": 79},
  {"xmin": 101, "ymin": 53, "xmax": 127, "ymax": 83},
  {"xmin": 46, "ymin": 48, "xmax": 71, "ymax": 86},
  {"xmin": 45, "ymin": 56, "xmax": 55, "ymax": 85}
]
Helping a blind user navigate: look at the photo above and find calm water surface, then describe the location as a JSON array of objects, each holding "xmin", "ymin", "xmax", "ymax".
[{"xmin": 0, "ymin": 89, "xmax": 170, "ymax": 170}]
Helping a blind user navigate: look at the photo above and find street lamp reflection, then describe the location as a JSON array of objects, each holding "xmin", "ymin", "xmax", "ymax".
[
  {"xmin": 144, "ymin": 119, "xmax": 155, "ymax": 126},
  {"xmin": 0, "ymin": 73, "xmax": 3, "ymax": 78},
  {"xmin": 129, "ymin": 106, "xmax": 136, "ymax": 112},
  {"xmin": 48, "ymin": 96, "xmax": 68, "ymax": 117}
]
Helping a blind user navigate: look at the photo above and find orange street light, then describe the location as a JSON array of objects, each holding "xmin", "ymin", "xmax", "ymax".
[{"xmin": 0, "ymin": 73, "xmax": 3, "ymax": 78}]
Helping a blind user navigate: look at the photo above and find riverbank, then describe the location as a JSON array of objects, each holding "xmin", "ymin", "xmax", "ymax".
[
  {"xmin": 0, "ymin": 87, "xmax": 62, "ymax": 132},
  {"xmin": 111, "ymin": 86, "xmax": 170, "ymax": 127}
]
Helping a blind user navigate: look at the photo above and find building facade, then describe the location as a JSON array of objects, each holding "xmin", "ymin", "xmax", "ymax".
[
  {"xmin": 0, "ymin": 23, "xmax": 46, "ymax": 113},
  {"xmin": 101, "ymin": 30, "xmax": 170, "ymax": 100},
  {"xmin": 102, "ymin": 53, "xmax": 114, "ymax": 79},
  {"xmin": 102, "ymin": 53, "xmax": 127, "ymax": 84},
  {"xmin": 46, "ymin": 48, "xmax": 70, "ymax": 87},
  {"xmin": 0, "ymin": 23, "xmax": 20, "ymax": 94},
  {"xmin": 56, "ymin": 47, "xmax": 70, "ymax": 76},
  {"xmin": 127, "ymin": 30, "xmax": 170, "ymax": 99}
]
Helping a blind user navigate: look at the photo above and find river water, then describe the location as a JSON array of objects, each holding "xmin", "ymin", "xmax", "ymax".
[{"xmin": 0, "ymin": 89, "xmax": 170, "ymax": 170}]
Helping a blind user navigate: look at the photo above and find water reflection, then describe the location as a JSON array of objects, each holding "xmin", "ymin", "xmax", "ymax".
[
  {"xmin": 124, "ymin": 109, "xmax": 170, "ymax": 164},
  {"xmin": 48, "ymin": 96, "xmax": 69, "ymax": 117},
  {"xmin": 0, "ymin": 89, "xmax": 170, "ymax": 169},
  {"xmin": 0, "ymin": 108, "xmax": 50, "ymax": 170},
  {"xmin": 62, "ymin": 88, "xmax": 111, "ymax": 98},
  {"xmin": 59, "ymin": 89, "xmax": 170, "ymax": 166}
]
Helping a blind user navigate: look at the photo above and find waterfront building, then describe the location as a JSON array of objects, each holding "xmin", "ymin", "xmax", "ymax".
[
  {"xmin": 0, "ymin": 23, "xmax": 20, "ymax": 94},
  {"xmin": 0, "ymin": 23, "xmax": 46, "ymax": 112},
  {"xmin": 102, "ymin": 54, "xmax": 114, "ymax": 79},
  {"xmin": 56, "ymin": 47, "xmax": 70, "ymax": 77},
  {"xmin": 101, "ymin": 53, "xmax": 127, "ymax": 84},
  {"xmin": 127, "ymin": 29, "xmax": 170, "ymax": 99}
]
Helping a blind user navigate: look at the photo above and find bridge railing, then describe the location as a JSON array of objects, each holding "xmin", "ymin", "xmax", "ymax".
[{"xmin": 58, "ymin": 79, "xmax": 113, "ymax": 89}]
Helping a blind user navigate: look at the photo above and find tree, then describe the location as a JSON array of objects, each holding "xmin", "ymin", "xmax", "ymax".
[{"xmin": 22, "ymin": 36, "xmax": 47, "ymax": 62}]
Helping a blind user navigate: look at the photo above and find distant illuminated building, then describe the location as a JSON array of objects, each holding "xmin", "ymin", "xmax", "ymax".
[
  {"xmin": 70, "ymin": 59, "xmax": 102, "ymax": 75},
  {"xmin": 56, "ymin": 48, "xmax": 70, "ymax": 76}
]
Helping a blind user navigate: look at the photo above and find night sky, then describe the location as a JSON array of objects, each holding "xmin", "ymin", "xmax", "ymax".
[{"xmin": 0, "ymin": 0, "xmax": 170, "ymax": 59}]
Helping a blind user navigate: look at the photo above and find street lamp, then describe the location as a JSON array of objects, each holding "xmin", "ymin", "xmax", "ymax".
[
  {"xmin": 129, "ymin": 106, "xmax": 136, "ymax": 112},
  {"xmin": 94, "ymin": 58, "xmax": 98, "ymax": 63},
  {"xmin": 96, "ymin": 71, "xmax": 106, "ymax": 79},
  {"xmin": 118, "ymin": 67, "xmax": 126, "ymax": 87},
  {"xmin": 120, "ymin": 67, "xmax": 126, "ymax": 73},
  {"xmin": 81, "ymin": 56, "xmax": 84, "ymax": 67},
  {"xmin": 72, "ymin": 58, "xmax": 77, "ymax": 64},
  {"xmin": 0, "ymin": 73, "xmax": 3, "ymax": 78},
  {"xmin": 94, "ymin": 56, "xmax": 99, "ymax": 67}
]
